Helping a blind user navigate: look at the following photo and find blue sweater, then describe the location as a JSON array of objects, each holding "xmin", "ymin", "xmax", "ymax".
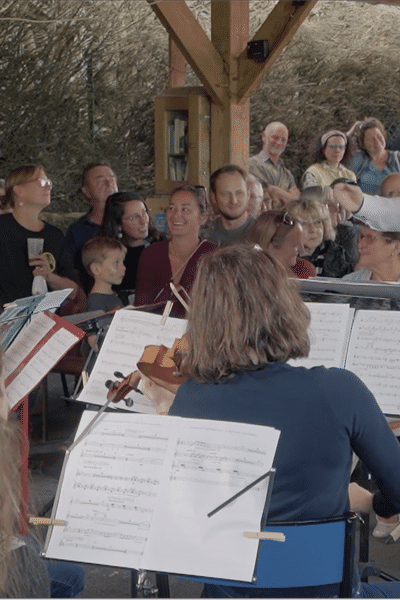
[{"xmin": 170, "ymin": 364, "xmax": 400, "ymax": 521}]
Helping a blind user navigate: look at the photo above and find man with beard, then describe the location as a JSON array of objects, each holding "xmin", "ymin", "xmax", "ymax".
[{"xmin": 204, "ymin": 165, "xmax": 254, "ymax": 246}]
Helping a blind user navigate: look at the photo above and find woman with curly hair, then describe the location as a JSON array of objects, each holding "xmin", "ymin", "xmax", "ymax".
[
  {"xmin": 0, "ymin": 352, "xmax": 85, "ymax": 597},
  {"xmin": 348, "ymin": 117, "xmax": 400, "ymax": 195}
]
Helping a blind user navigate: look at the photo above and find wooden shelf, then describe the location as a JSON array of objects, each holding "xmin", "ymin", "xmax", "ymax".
[{"xmin": 155, "ymin": 87, "xmax": 210, "ymax": 194}]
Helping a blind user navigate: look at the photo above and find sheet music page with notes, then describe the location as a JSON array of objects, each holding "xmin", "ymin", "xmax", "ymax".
[
  {"xmin": 288, "ymin": 303, "xmax": 354, "ymax": 369},
  {"xmin": 77, "ymin": 309, "xmax": 187, "ymax": 414},
  {"xmin": 44, "ymin": 411, "xmax": 280, "ymax": 582},
  {"xmin": 4, "ymin": 311, "xmax": 82, "ymax": 409},
  {"xmin": 345, "ymin": 310, "xmax": 400, "ymax": 415}
]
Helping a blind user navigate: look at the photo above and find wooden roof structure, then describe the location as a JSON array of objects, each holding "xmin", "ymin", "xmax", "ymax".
[{"xmin": 147, "ymin": 0, "xmax": 400, "ymax": 172}]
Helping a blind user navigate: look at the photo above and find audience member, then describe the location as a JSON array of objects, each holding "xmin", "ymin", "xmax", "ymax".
[
  {"xmin": 168, "ymin": 244, "xmax": 400, "ymax": 598},
  {"xmin": 300, "ymin": 186, "xmax": 359, "ymax": 268},
  {"xmin": 302, "ymin": 129, "xmax": 356, "ymax": 188},
  {"xmin": 343, "ymin": 226, "xmax": 400, "ymax": 283},
  {"xmin": 135, "ymin": 185, "xmax": 215, "ymax": 318},
  {"xmin": 66, "ymin": 161, "xmax": 118, "ymax": 293},
  {"xmin": 203, "ymin": 165, "xmax": 253, "ymax": 246},
  {"xmin": 249, "ymin": 121, "xmax": 300, "ymax": 208},
  {"xmin": 82, "ymin": 237, "xmax": 126, "ymax": 313},
  {"xmin": 287, "ymin": 198, "xmax": 356, "ymax": 277},
  {"xmin": 348, "ymin": 117, "xmax": 400, "ymax": 195},
  {"xmin": 99, "ymin": 192, "xmax": 164, "ymax": 302},
  {"xmin": 0, "ymin": 165, "xmax": 78, "ymax": 310},
  {"xmin": 247, "ymin": 210, "xmax": 315, "ymax": 278},
  {"xmin": 246, "ymin": 174, "xmax": 264, "ymax": 218},
  {"xmin": 380, "ymin": 173, "xmax": 400, "ymax": 198}
]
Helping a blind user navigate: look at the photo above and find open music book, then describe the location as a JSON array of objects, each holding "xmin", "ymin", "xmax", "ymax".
[
  {"xmin": 76, "ymin": 309, "xmax": 187, "ymax": 414},
  {"xmin": 44, "ymin": 411, "xmax": 280, "ymax": 582},
  {"xmin": 4, "ymin": 310, "xmax": 84, "ymax": 410},
  {"xmin": 0, "ymin": 288, "xmax": 74, "ymax": 350},
  {"xmin": 290, "ymin": 303, "xmax": 400, "ymax": 416}
]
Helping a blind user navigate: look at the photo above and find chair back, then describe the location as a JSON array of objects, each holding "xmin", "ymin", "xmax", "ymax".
[{"xmin": 184, "ymin": 514, "xmax": 356, "ymax": 597}]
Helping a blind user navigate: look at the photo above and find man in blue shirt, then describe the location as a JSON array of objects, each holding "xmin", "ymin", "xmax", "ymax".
[{"xmin": 66, "ymin": 161, "xmax": 118, "ymax": 292}]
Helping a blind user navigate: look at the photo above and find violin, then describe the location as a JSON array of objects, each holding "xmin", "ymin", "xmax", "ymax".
[{"xmin": 106, "ymin": 338, "xmax": 187, "ymax": 412}]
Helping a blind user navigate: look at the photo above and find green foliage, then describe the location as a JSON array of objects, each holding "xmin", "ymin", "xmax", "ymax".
[{"xmin": 0, "ymin": 0, "xmax": 400, "ymax": 209}]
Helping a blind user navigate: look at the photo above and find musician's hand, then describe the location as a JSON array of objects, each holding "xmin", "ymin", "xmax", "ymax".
[
  {"xmin": 349, "ymin": 482, "xmax": 373, "ymax": 514},
  {"xmin": 139, "ymin": 374, "xmax": 175, "ymax": 415},
  {"xmin": 87, "ymin": 334, "xmax": 99, "ymax": 353}
]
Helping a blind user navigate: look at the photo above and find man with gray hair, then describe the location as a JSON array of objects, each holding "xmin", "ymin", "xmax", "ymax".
[{"xmin": 249, "ymin": 121, "xmax": 300, "ymax": 208}]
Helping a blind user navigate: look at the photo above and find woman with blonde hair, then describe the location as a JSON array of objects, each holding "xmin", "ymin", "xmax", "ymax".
[
  {"xmin": 247, "ymin": 210, "xmax": 315, "ymax": 278},
  {"xmin": 0, "ymin": 350, "xmax": 85, "ymax": 597},
  {"xmin": 168, "ymin": 245, "xmax": 400, "ymax": 598},
  {"xmin": 0, "ymin": 165, "xmax": 80, "ymax": 311},
  {"xmin": 286, "ymin": 197, "xmax": 356, "ymax": 277}
]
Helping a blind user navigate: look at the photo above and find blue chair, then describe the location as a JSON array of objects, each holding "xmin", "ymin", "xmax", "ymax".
[{"xmin": 161, "ymin": 514, "xmax": 357, "ymax": 598}]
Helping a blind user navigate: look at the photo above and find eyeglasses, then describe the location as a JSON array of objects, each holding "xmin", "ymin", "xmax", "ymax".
[
  {"xmin": 297, "ymin": 219, "xmax": 324, "ymax": 230},
  {"xmin": 271, "ymin": 212, "xmax": 295, "ymax": 246},
  {"xmin": 27, "ymin": 177, "xmax": 52, "ymax": 188},
  {"xmin": 326, "ymin": 144, "xmax": 345, "ymax": 150}
]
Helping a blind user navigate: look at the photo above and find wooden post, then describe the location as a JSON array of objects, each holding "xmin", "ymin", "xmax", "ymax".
[
  {"xmin": 169, "ymin": 38, "xmax": 186, "ymax": 88},
  {"xmin": 210, "ymin": 1, "xmax": 250, "ymax": 172},
  {"xmin": 147, "ymin": 0, "xmax": 318, "ymax": 176}
]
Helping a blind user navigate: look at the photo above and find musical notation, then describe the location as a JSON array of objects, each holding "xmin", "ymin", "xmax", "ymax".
[
  {"xmin": 76, "ymin": 309, "xmax": 187, "ymax": 414},
  {"xmin": 45, "ymin": 411, "xmax": 280, "ymax": 582},
  {"xmin": 346, "ymin": 310, "xmax": 400, "ymax": 414},
  {"xmin": 289, "ymin": 303, "xmax": 354, "ymax": 369}
]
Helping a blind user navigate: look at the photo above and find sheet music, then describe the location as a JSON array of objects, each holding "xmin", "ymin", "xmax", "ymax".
[
  {"xmin": 77, "ymin": 309, "xmax": 187, "ymax": 414},
  {"xmin": 6, "ymin": 327, "xmax": 78, "ymax": 409},
  {"xmin": 345, "ymin": 310, "xmax": 400, "ymax": 415},
  {"xmin": 143, "ymin": 418, "xmax": 280, "ymax": 581},
  {"xmin": 45, "ymin": 412, "xmax": 280, "ymax": 582},
  {"xmin": 289, "ymin": 303, "xmax": 353, "ymax": 369},
  {"xmin": 3, "ymin": 312, "xmax": 55, "ymax": 379}
]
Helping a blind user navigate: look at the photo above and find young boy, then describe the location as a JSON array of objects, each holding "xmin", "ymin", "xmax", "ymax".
[{"xmin": 82, "ymin": 237, "xmax": 127, "ymax": 313}]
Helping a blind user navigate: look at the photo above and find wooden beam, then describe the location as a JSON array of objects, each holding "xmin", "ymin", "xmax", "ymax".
[
  {"xmin": 168, "ymin": 38, "xmax": 186, "ymax": 88},
  {"xmin": 236, "ymin": 0, "xmax": 318, "ymax": 103},
  {"xmin": 210, "ymin": 1, "xmax": 250, "ymax": 170},
  {"xmin": 147, "ymin": 0, "xmax": 226, "ymax": 105}
]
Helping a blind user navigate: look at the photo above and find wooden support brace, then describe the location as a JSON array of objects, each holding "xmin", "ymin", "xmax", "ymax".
[
  {"xmin": 147, "ymin": 0, "xmax": 227, "ymax": 105},
  {"xmin": 236, "ymin": 0, "xmax": 318, "ymax": 102}
]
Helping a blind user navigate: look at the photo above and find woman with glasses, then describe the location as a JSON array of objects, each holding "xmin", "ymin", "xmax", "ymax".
[
  {"xmin": 247, "ymin": 210, "xmax": 315, "ymax": 278},
  {"xmin": 286, "ymin": 197, "xmax": 356, "ymax": 278},
  {"xmin": 98, "ymin": 191, "xmax": 165, "ymax": 303},
  {"xmin": 301, "ymin": 129, "xmax": 356, "ymax": 189},
  {"xmin": 348, "ymin": 117, "xmax": 400, "ymax": 196},
  {"xmin": 135, "ymin": 185, "xmax": 216, "ymax": 318},
  {"xmin": 0, "ymin": 165, "xmax": 78, "ymax": 310}
]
